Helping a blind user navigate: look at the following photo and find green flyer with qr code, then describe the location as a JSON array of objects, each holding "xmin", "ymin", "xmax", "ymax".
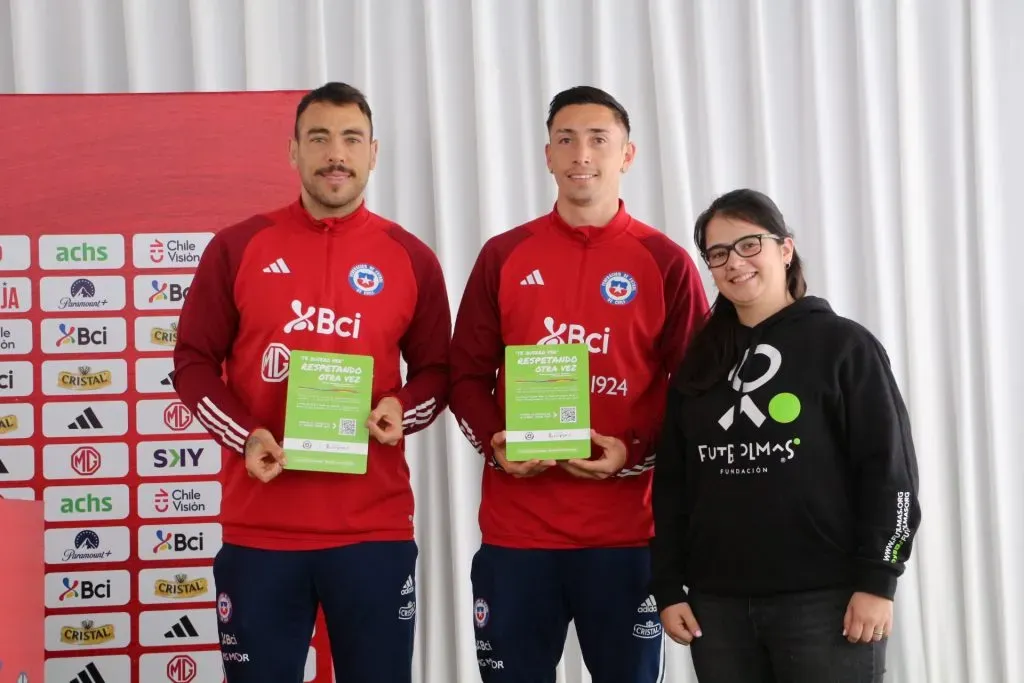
[
  {"xmin": 504, "ymin": 343, "xmax": 591, "ymax": 461},
  {"xmin": 282, "ymin": 350, "xmax": 374, "ymax": 474}
]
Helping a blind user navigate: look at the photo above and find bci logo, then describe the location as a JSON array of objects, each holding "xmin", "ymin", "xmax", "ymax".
[
  {"xmin": 60, "ymin": 577, "xmax": 111, "ymax": 601},
  {"xmin": 55, "ymin": 323, "xmax": 108, "ymax": 348},
  {"xmin": 155, "ymin": 530, "xmax": 205, "ymax": 554},
  {"xmin": 149, "ymin": 280, "xmax": 190, "ymax": 304},
  {"xmin": 283, "ymin": 300, "xmax": 361, "ymax": 339},
  {"xmin": 537, "ymin": 316, "xmax": 611, "ymax": 354}
]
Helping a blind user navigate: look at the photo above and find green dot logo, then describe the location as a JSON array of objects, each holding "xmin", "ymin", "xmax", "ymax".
[{"xmin": 768, "ymin": 392, "xmax": 801, "ymax": 424}]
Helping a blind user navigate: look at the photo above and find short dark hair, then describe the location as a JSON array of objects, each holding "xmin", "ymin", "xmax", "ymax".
[
  {"xmin": 545, "ymin": 86, "xmax": 631, "ymax": 137},
  {"xmin": 294, "ymin": 82, "xmax": 373, "ymax": 139}
]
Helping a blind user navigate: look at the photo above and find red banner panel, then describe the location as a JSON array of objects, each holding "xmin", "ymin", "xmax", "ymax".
[{"xmin": 0, "ymin": 92, "xmax": 333, "ymax": 683}]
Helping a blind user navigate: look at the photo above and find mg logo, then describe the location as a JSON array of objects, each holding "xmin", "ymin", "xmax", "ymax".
[
  {"xmin": 167, "ymin": 654, "xmax": 196, "ymax": 683},
  {"xmin": 163, "ymin": 402, "xmax": 193, "ymax": 431},
  {"xmin": 261, "ymin": 343, "xmax": 291, "ymax": 382},
  {"xmin": 283, "ymin": 300, "xmax": 361, "ymax": 338},
  {"xmin": 71, "ymin": 446, "xmax": 102, "ymax": 476},
  {"xmin": 536, "ymin": 316, "xmax": 611, "ymax": 354}
]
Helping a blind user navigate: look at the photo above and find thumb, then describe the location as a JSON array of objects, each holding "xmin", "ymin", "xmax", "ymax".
[
  {"xmin": 261, "ymin": 434, "xmax": 286, "ymax": 464},
  {"xmin": 491, "ymin": 431, "xmax": 507, "ymax": 447},
  {"xmin": 590, "ymin": 430, "xmax": 614, "ymax": 447},
  {"xmin": 842, "ymin": 601, "xmax": 853, "ymax": 636}
]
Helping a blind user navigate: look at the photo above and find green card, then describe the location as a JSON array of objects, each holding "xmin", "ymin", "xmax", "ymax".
[
  {"xmin": 504, "ymin": 344, "xmax": 591, "ymax": 461},
  {"xmin": 282, "ymin": 350, "xmax": 374, "ymax": 474}
]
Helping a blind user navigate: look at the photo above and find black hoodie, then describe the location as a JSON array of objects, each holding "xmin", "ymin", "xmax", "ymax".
[{"xmin": 650, "ymin": 296, "xmax": 921, "ymax": 609}]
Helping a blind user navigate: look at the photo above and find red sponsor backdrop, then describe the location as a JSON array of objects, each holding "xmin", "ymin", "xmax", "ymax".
[
  {"xmin": 0, "ymin": 92, "xmax": 333, "ymax": 683},
  {"xmin": 0, "ymin": 498, "xmax": 44, "ymax": 683}
]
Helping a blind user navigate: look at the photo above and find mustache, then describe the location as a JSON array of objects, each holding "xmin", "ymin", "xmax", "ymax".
[{"xmin": 316, "ymin": 164, "xmax": 355, "ymax": 176}]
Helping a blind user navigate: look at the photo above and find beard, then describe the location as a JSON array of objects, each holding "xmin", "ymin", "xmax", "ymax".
[{"xmin": 302, "ymin": 164, "xmax": 368, "ymax": 211}]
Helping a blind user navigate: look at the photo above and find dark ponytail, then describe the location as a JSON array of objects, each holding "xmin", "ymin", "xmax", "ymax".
[{"xmin": 674, "ymin": 189, "xmax": 807, "ymax": 395}]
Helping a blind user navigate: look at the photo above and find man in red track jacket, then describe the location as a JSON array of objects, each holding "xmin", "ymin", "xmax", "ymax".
[
  {"xmin": 173, "ymin": 82, "xmax": 450, "ymax": 683},
  {"xmin": 451, "ymin": 86, "xmax": 709, "ymax": 683}
]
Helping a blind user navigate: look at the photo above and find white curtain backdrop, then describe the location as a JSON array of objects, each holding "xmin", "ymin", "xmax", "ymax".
[{"xmin": 3, "ymin": 1, "xmax": 1021, "ymax": 682}]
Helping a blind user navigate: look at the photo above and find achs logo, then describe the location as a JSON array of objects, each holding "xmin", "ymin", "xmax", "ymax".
[
  {"xmin": 261, "ymin": 343, "xmax": 290, "ymax": 382},
  {"xmin": 536, "ymin": 316, "xmax": 611, "ymax": 354},
  {"xmin": 283, "ymin": 300, "xmax": 362, "ymax": 338},
  {"xmin": 600, "ymin": 271, "xmax": 637, "ymax": 305},
  {"xmin": 701, "ymin": 343, "xmax": 803, "ymax": 473},
  {"xmin": 348, "ymin": 264, "xmax": 384, "ymax": 296}
]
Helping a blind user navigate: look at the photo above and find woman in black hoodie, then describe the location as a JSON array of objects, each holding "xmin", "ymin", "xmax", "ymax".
[{"xmin": 650, "ymin": 189, "xmax": 921, "ymax": 682}]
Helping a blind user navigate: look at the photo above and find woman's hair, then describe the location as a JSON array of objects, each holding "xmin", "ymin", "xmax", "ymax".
[{"xmin": 674, "ymin": 189, "xmax": 807, "ymax": 394}]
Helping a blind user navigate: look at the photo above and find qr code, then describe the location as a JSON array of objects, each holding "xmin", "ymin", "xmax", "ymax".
[
  {"xmin": 559, "ymin": 407, "xmax": 577, "ymax": 424},
  {"xmin": 338, "ymin": 419, "xmax": 357, "ymax": 436}
]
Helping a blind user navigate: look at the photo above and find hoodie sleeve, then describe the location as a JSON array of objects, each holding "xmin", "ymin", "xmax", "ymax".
[
  {"xmin": 449, "ymin": 240, "xmax": 507, "ymax": 466},
  {"xmin": 173, "ymin": 223, "xmax": 267, "ymax": 454},
  {"xmin": 839, "ymin": 333, "xmax": 922, "ymax": 600},
  {"xmin": 620, "ymin": 235, "xmax": 709, "ymax": 475},
  {"xmin": 385, "ymin": 227, "xmax": 452, "ymax": 435},
  {"xmin": 649, "ymin": 384, "xmax": 691, "ymax": 610}
]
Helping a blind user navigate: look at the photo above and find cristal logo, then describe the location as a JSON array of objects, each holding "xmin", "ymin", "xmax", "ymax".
[
  {"xmin": 283, "ymin": 300, "xmax": 361, "ymax": 338},
  {"xmin": 536, "ymin": 316, "xmax": 611, "ymax": 354},
  {"xmin": 261, "ymin": 343, "xmax": 291, "ymax": 382}
]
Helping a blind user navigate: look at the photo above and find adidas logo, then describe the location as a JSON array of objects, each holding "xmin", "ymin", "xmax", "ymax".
[
  {"xmin": 68, "ymin": 407, "xmax": 103, "ymax": 430},
  {"xmin": 69, "ymin": 662, "xmax": 106, "ymax": 683},
  {"xmin": 263, "ymin": 258, "xmax": 291, "ymax": 274},
  {"xmin": 519, "ymin": 269, "xmax": 545, "ymax": 286},
  {"xmin": 637, "ymin": 595, "xmax": 658, "ymax": 613},
  {"xmin": 163, "ymin": 614, "xmax": 199, "ymax": 638},
  {"xmin": 0, "ymin": 457, "xmax": 7, "ymax": 474},
  {"xmin": 401, "ymin": 575, "xmax": 414, "ymax": 596},
  {"xmin": 160, "ymin": 372, "xmax": 173, "ymax": 387}
]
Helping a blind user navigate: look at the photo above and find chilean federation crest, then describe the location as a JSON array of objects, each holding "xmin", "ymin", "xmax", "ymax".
[
  {"xmin": 600, "ymin": 271, "xmax": 637, "ymax": 305},
  {"xmin": 348, "ymin": 264, "xmax": 384, "ymax": 296}
]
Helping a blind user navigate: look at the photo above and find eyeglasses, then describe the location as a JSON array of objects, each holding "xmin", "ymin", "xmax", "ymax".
[{"xmin": 703, "ymin": 233, "xmax": 784, "ymax": 268}]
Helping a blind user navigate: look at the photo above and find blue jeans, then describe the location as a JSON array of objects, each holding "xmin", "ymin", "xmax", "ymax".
[{"xmin": 688, "ymin": 587, "xmax": 887, "ymax": 683}]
